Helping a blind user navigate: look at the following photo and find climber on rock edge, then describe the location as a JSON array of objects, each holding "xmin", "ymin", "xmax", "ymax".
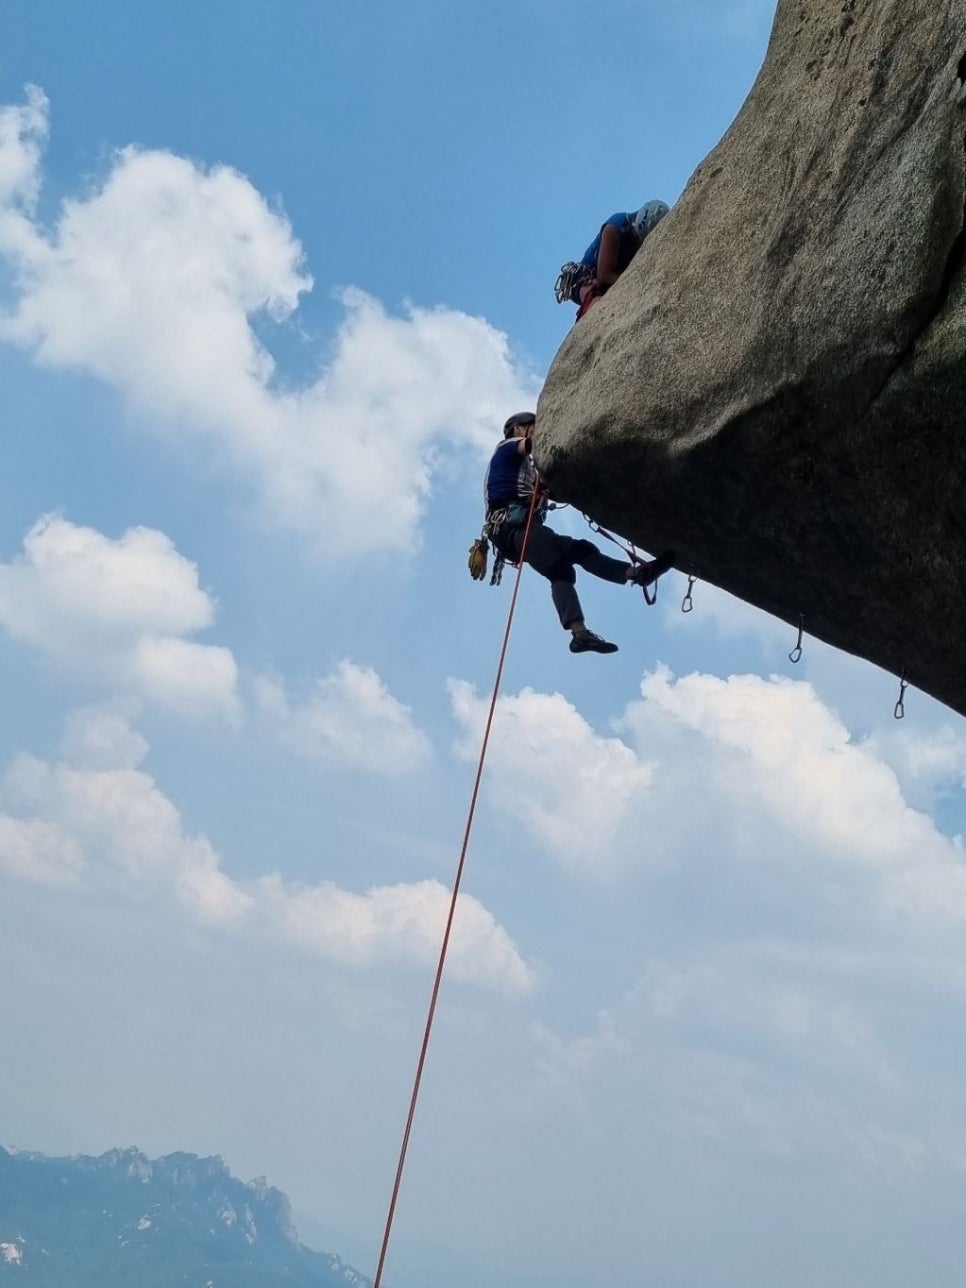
[
  {"xmin": 556, "ymin": 200, "xmax": 670, "ymax": 321},
  {"xmin": 483, "ymin": 411, "xmax": 675, "ymax": 654}
]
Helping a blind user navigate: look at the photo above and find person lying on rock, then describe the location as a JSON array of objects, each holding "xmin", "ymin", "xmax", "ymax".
[
  {"xmin": 483, "ymin": 411, "xmax": 674, "ymax": 654},
  {"xmin": 558, "ymin": 200, "xmax": 669, "ymax": 321}
]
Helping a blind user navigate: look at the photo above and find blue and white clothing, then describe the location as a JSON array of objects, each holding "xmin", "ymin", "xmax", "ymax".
[
  {"xmin": 481, "ymin": 436, "xmax": 635, "ymax": 631},
  {"xmin": 484, "ymin": 438, "xmax": 537, "ymax": 515},
  {"xmin": 580, "ymin": 211, "xmax": 638, "ymax": 275}
]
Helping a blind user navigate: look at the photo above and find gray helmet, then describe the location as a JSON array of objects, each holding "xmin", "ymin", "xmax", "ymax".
[
  {"xmin": 503, "ymin": 411, "xmax": 536, "ymax": 438},
  {"xmin": 632, "ymin": 200, "xmax": 670, "ymax": 239}
]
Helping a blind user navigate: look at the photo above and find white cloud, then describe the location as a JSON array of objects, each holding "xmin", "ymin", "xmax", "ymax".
[
  {"xmin": 59, "ymin": 701, "xmax": 149, "ymax": 771},
  {"xmin": 447, "ymin": 664, "xmax": 966, "ymax": 930},
  {"xmin": 448, "ymin": 679, "xmax": 654, "ymax": 871},
  {"xmin": 619, "ymin": 667, "xmax": 966, "ymax": 925},
  {"xmin": 256, "ymin": 661, "xmax": 431, "ymax": 774},
  {"xmin": 0, "ymin": 89, "xmax": 537, "ymax": 556},
  {"xmin": 0, "ymin": 707, "xmax": 532, "ymax": 993},
  {"xmin": 453, "ymin": 666, "xmax": 966, "ymax": 1183},
  {"xmin": 0, "ymin": 515, "xmax": 239, "ymax": 720},
  {"xmin": 1, "ymin": 747, "xmax": 250, "ymax": 925},
  {"xmin": 258, "ymin": 875, "xmax": 534, "ymax": 992},
  {"xmin": 0, "ymin": 814, "xmax": 83, "ymax": 887},
  {"xmin": 865, "ymin": 722, "xmax": 966, "ymax": 811},
  {"xmin": 0, "ymin": 86, "xmax": 47, "ymax": 255}
]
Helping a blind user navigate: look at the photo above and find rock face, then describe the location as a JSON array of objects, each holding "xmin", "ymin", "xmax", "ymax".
[{"xmin": 536, "ymin": 0, "xmax": 966, "ymax": 716}]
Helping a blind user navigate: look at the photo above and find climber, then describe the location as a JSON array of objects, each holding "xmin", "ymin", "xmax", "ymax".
[
  {"xmin": 483, "ymin": 411, "xmax": 674, "ymax": 654},
  {"xmin": 555, "ymin": 200, "xmax": 670, "ymax": 320}
]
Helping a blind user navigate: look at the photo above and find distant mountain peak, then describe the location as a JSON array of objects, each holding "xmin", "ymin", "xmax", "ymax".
[{"xmin": 0, "ymin": 1144, "xmax": 369, "ymax": 1288}]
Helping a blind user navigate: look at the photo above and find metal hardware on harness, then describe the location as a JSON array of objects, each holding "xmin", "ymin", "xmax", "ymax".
[
  {"xmin": 482, "ymin": 509, "xmax": 509, "ymax": 586},
  {"xmin": 681, "ymin": 575, "xmax": 697, "ymax": 614},
  {"xmin": 554, "ymin": 261, "xmax": 593, "ymax": 305},
  {"xmin": 484, "ymin": 492, "xmax": 548, "ymax": 588},
  {"xmin": 788, "ymin": 613, "xmax": 805, "ymax": 665},
  {"xmin": 894, "ymin": 670, "xmax": 909, "ymax": 721}
]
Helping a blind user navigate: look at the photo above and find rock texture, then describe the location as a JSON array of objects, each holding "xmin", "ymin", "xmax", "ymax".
[{"xmin": 536, "ymin": 0, "xmax": 966, "ymax": 716}]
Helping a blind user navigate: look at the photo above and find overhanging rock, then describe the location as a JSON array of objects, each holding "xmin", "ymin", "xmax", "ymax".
[{"xmin": 535, "ymin": 0, "xmax": 966, "ymax": 716}]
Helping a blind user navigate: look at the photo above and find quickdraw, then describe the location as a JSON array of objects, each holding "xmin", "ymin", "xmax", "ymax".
[
  {"xmin": 788, "ymin": 613, "xmax": 805, "ymax": 665},
  {"xmin": 582, "ymin": 514, "xmax": 660, "ymax": 606},
  {"xmin": 894, "ymin": 670, "xmax": 909, "ymax": 720}
]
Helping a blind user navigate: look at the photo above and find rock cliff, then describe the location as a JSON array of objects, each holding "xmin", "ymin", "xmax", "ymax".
[{"xmin": 536, "ymin": 0, "xmax": 966, "ymax": 715}]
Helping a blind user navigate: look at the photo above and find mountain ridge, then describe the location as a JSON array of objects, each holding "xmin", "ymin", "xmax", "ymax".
[{"xmin": 0, "ymin": 1143, "xmax": 371, "ymax": 1288}]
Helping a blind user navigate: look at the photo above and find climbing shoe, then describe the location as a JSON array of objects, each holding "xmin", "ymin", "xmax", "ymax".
[
  {"xmin": 569, "ymin": 629, "xmax": 619, "ymax": 655},
  {"xmin": 628, "ymin": 549, "xmax": 676, "ymax": 588}
]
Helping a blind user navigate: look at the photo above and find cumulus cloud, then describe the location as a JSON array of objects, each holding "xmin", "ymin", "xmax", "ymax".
[
  {"xmin": 449, "ymin": 666, "xmax": 966, "ymax": 1180},
  {"xmin": 257, "ymin": 875, "xmax": 533, "ymax": 992},
  {"xmin": 448, "ymin": 680, "xmax": 654, "ymax": 871},
  {"xmin": 59, "ymin": 700, "xmax": 149, "ymax": 771},
  {"xmin": 619, "ymin": 667, "xmax": 966, "ymax": 925},
  {"xmin": 256, "ymin": 661, "xmax": 431, "ymax": 774},
  {"xmin": 0, "ymin": 515, "xmax": 239, "ymax": 719},
  {"xmin": 0, "ymin": 814, "xmax": 83, "ymax": 887},
  {"xmin": 0, "ymin": 88, "xmax": 537, "ymax": 556},
  {"xmin": 0, "ymin": 706, "xmax": 532, "ymax": 993},
  {"xmin": 0, "ymin": 85, "xmax": 47, "ymax": 253},
  {"xmin": 449, "ymin": 664, "xmax": 966, "ymax": 931},
  {"xmin": 865, "ymin": 721, "xmax": 966, "ymax": 813},
  {"xmin": 0, "ymin": 746, "xmax": 248, "ymax": 922}
]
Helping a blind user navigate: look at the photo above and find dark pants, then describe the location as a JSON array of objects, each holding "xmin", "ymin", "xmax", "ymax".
[{"xmin": 498, "ymin": 521, "xmax": 628, "ymax": 629}]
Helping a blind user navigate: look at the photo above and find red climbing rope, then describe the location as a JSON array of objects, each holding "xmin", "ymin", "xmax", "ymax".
[{"xmin": 371, "ymin": 484, "xmax": 542, "ymax": 1288}]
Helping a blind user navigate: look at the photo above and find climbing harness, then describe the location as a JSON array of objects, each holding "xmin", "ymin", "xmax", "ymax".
[
  {"xmin": 481, "ymin": 493, "xmax": 560, "ymax": 587},
  {"xmin": 894, "ymin": 669, "xmax": 909, "ymax": 720},
  {"xmin": 480, "ymin": 506, "xmax": 511, "ymax": 586},
  {"xmin": 582, "ymin": 514, "xmax": 661, "ymax": 606},
  {"xmin": 681, "ymin": 574, "xmax": 697, "ymax": 614},
  {"xmin": 788, "ymin": 613, "xmax": 805, "ymax": 665},
  {"xmin": 372, "ymin": 485, "xmax": 542, "ymax": 1288}
]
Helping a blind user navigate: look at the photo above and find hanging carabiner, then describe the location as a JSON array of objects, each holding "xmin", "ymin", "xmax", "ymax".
[
  {"xmin": 894, "ymin": 670, "xmax": 909, "ymax": 720},
  {"xmin": 788, "ymin": 613, "xmax": 805, "ymax": 665}
]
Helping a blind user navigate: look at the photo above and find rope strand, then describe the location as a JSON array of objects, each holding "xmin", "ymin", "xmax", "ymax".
[{"xmin": 371, "ymin": 484, "xmax": 542, "ymax": 1288}]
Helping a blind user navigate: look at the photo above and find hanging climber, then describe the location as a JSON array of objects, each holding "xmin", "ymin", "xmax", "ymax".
[
  {"xmin": 480, "ymin": 411, "xmax": 674, "ymax": 654},
  {"xmin": 554, "ymin": 200, "xmax": 670, "ymax": 320}
]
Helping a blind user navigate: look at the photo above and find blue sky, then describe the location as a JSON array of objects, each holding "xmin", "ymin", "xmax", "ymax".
[{"xmin": 3, "ymin": 3, "xmax": 966, "ymax": 1287}]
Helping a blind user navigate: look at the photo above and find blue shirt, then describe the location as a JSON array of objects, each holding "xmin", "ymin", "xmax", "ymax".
[
  {"xmin": 580, "ymin": 212, "xmax": 638, "ymax": 274},
  {"xmin": 484, "ymin": 439, "xmax": 536, "ymax": 513}
]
